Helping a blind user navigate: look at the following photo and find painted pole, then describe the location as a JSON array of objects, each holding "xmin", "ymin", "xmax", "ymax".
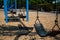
[
  {"xmin": 26, "ymin": 0, "xmax": 29, "ymax": 21},
  {"xmin": 3, "ymin": 0, "xmax": 8, "ymax": 23}
]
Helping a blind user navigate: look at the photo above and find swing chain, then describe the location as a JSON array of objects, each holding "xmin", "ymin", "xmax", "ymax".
[
  {"xmin": 52, "ymin": 11, "xmax": 60, "ymax": 30},
  {"xmin": 36, "ymin": 8, "xmax": 39, "ymax": 20},
  {"xmin": 36, "ymin": 0, "xmax": 39, "ymax": 20},
  {"xmin": 55, "ymin": 13, "xmax": 58, "ymax": 25},
  {"xmin": 52, "ymin": 0, "xmax": 60, "ymax": 30},
  {"xmin": 35, "ymin": 0, "xmax": 40, "ymax": 24}
]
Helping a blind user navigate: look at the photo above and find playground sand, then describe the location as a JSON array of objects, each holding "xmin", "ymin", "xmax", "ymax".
[{"xmin": 0, "ymin": 10, "xmax": 60, "ymax": 40}]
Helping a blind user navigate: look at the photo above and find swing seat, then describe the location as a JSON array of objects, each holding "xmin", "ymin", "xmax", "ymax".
[
  {"xmin": 52, "ymin": 30, "xmax": 60, "ymax": 32},
  {"xmin": 20, "ymin": 16, "xmax": 26, "ymax": 18},
  {"xmin": 48, "ymin": 30, "xmax": 60, "ymax": 36},
  {"xmin": 18, "ymin": 14, "xmax": 26, "ymax": 18},
  {"xmin": 34, "ymin": 23, "xmax": 47, "ymax": 37},
  {"xmin": 5, "ymin": 16, "xmax": 20, "ymax": 22}
]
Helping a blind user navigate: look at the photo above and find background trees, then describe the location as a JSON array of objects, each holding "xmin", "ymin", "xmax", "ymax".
[{"xmin": 0, "ymin": 0, "xmax": 60, "ymax": 11}]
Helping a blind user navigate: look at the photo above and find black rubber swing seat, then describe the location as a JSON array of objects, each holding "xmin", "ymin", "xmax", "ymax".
[
  {"xmin": 18, "ymin": 14, "xmax": 26, "ymax": 18},
  {"xmin": 34, "ymin": 23, "xmax": 47, "ymax": 37},
  {"xmin": 5, "ymin": 16, "xmax": 20, "ymax": 22},
  {"xmin": 48, "ymin": 30, "xmax": 60, "ymax": 36},
  {"xmin": 20, "ymin": 16, "xmax": 26, "ymax": 18},
  {"xmin": 34, "ymin": 23, "xmax": 60, "ymax": 37}
]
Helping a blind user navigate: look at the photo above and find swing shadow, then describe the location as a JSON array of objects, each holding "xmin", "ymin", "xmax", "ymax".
[{"xmin": 0, "ymin": 20, "xmax": 33, "ymax": 36}]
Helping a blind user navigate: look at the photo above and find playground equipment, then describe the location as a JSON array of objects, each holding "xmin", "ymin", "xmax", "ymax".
[
  {"xmin": 34, "ymin": 5, "xmax": 47, "ymax": 37},
  {"xmin": 34, "ymin": 0, "xmax": 60, "ymax": 37},
  {"xmin": 0, "ymin": 16, "xmax": 33, "ymax": 36},
  {"xmin": 5, "ymin": 9, "xmax": 19, "ymax": 22},
  {"xmin": 3, "ymin": 0, "xmax": 29, "ymax": 23},
  {"xmin": 18, "ymin": 7, "xmax": 26, "ymax": 21},
  {"xmin": 1, "ymin": 0, "xmax": 60, "ymax": 40},
  {"xmin": 5, "ymin": 16, "xmax": 20, "ymax": 22},
  {"xmin": 6, "ymin": 9, "xmax": 26, "ymax": 22},
  {"xmin": 5, "ymin": 15, "xmax": 26, "ymax": 22}
]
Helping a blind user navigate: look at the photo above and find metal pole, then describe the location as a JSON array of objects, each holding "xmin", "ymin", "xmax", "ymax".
[
  {"xmin": 3, "ymin": 0, "xmax": 8, "ymax": 23},
  {"xmin": 26, "ymin": 0, "xmax": 29, "ymax": 21}
]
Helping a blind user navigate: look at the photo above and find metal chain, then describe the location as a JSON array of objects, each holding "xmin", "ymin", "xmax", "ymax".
[
  {"xmin": 36, "ymin": 0, "xmax": 39, "ymax": 20},
  {"xmin": 52, "ymin": 12, "xmax": 60, "ymax": 30},
  {"xmin": 35, "ymin": 0, "xmax": 40, "ymax": 23},
  {"xmin": 52, "ymin": 0, "xmax": 60, "ymax": 30}
]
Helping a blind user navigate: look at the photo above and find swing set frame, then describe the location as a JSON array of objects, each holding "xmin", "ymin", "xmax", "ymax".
[{"xmin": 3, "ymin": 0, "xmax": 29, "ymax": 23}]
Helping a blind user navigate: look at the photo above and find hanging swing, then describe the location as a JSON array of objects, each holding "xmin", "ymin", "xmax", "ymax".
[
  {"xmin": 46, "ymin": 0, "xmax": 60, "ymax": 36},
  {"xmin": 5, "ymin": 0, "xmax": 18, "ymax": 22},
  {"xmin": 48, "ymin": 9, "xmax": 60, "ymax": 36},
  {"xmin": 34, "ymin": 5, "xmax": 47, "ymax": 37},
  {"xmin": 18, "ymin": 0, "xmax": 26, "ymax": 21},
  {"xmin": 34, "ymin": 0, "xmax": 60, "ymax": 37},
  {"xmin": 18, "ymin": 8, "xmax": 26, "ymax": 19},
  {"xmin": 5, "ymin": 16, "xmax": 20, "ymax": 22}
]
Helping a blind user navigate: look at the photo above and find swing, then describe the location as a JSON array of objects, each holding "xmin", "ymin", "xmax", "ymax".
[
  {"xmin": 34, "ymin": 9, "xmax": 47, "ymax": 37},
  {"xmin": 48, "ymin": 12, "xmax": 60, "ymax": 36},
  {"xmin": 34, "ymin": 2, "xmax": 47, "ymax": 37},
  {"xmin": 18, "ymin": 0, "xmax": 26, "ymax": 21},
  {"xmin": 6, "ymin": 10, "xmax": 18, "ymax": 22},
  {"xmin": 34, "ymin": 11, "xmax": 60, "ymax": 37},
  {"xmin": 7, "ymin": 16, "xmax": 20, "ymax": 22},
  {"xmin": 34, "ymin": 1, "xmax": 60, "ymax": 37},
  {"xmin": 34, "ymin": 23, "xmax": 47, "ymax": 37},
  {"xmin": 18, "ymin": 9, "xmax": 26, "ymax": 21},
  {"xmin": 47, "ymin": 2, "xmax": 60, "ymax": 36},
  {"xmin": 18, "ymin": 13, "xmax": 26, "ymax": 18}
]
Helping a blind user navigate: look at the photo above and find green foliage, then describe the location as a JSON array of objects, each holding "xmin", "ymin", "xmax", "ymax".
[
  {"xmin": 0, "ymin": 0, "xmax": 60, "ymax": 11},
  {"xmin": 0, "ymin": 0, "xmax": 2, "ymax": 2}
]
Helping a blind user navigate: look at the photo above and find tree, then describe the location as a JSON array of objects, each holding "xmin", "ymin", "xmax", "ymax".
[{"xmin": 0, "ymin": 0, "xmax": 60, "ymax": 11}]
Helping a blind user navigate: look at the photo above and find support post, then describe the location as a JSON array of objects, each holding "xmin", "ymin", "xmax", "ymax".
[
  {"xmin": 26, "ymin": 0, "xmax": 29, "ymax": 21},
  {"xmin": 3, "ymin": 0, "xmax": 8, "ymax": 23}
]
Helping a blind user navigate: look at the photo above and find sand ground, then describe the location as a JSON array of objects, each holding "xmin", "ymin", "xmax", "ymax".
[{"xmin": 0, "ymin": 10, "xmax": 60, "ymax": 40}]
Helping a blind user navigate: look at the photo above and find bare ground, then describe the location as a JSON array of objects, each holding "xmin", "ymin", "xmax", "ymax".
[{"xmin": 0, "ymin": 10, "xmax": 60, "ymax": 40}]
